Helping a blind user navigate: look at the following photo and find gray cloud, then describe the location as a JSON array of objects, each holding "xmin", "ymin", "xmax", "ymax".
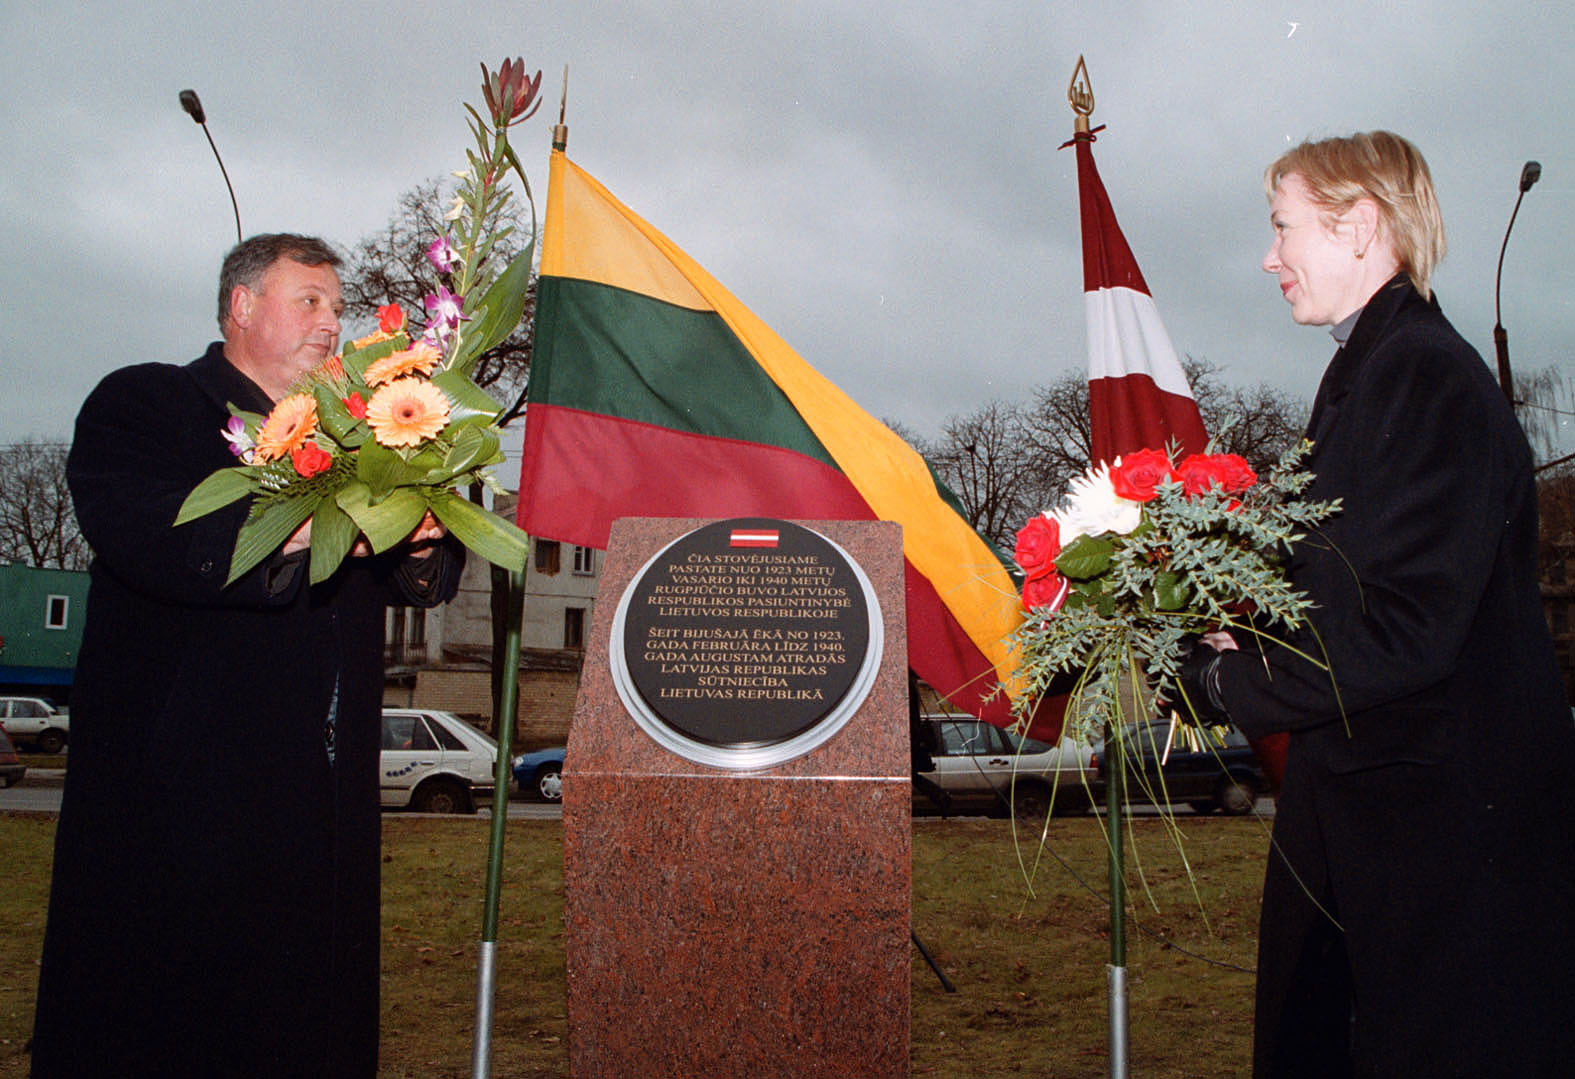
[{"xmin": 3, "ymin": 0, "xmax": 1569, "ymax": 458}]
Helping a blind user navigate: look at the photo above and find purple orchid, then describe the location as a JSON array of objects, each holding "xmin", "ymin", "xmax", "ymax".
[
  {"xmin": 221, "ymin": 414, "xmax": 255, "ymax": 463},
  {"xmin": 427, "ymin": 235, "xmax": 460, "ymax": 273},
  {"xmin": 420, "ymin": 322, "xmax": 452, "ymax": 352},
  {"xmin": 423, "ymin": 285, "xmax": 468, "ymax": 331}
]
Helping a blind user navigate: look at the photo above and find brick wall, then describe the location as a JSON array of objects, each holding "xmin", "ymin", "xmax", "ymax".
[{"xmin": 383, "ymin": 667, "xmax": 579, "ymax": 750}]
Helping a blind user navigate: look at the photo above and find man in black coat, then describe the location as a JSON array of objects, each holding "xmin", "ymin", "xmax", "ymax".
[
  {"xmin": 1184, "ymin": 135, "xmax": 1575, "ymax": 1077},
  {"xmin": 31, "ymin": 234, "xmax": 463, "ymax": 1078}
]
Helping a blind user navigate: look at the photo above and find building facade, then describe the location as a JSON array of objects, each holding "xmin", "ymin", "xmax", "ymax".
[
  {"xmin": 0, "ymin": 563, "xmax": 89, "ymax": 702},
  {"xmin": 381, "ymin": 494, "xmax": 596, "ymax": 748}
]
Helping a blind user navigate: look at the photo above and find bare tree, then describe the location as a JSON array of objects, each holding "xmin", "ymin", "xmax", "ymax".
[
  {"xmin": 1020, "ymin": 369, "xmax": 1097, "ymax": 502},
  {"xmin": 1185, "ymin": 358, "xmax": 1309, "ymax": 474},
  {"xmin": 914, "ymin": 402, "xmax": 1045, "ymax": 551},
  {"xmin": 918, "ymin": 361, "xmax": 1310, "ymax": 550},
  {"xmin": 0, "ymin": 439, "xmax": 88, "ymax": 570},
  {"xmin": 339, "ymin": 179, "xmax": 537, "ymax": 426},
  {"xmin": 1516, "ymin": 365, "xmax": 1575, "ymax": 468}
]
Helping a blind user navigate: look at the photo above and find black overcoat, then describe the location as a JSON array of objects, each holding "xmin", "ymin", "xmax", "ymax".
[
  {"xmin": 1216, "ymin": 278, "xmax": 1575, "ymax": 1077},
  {"xmin": 31, "ymin": 343, "xmax": 462, "ymax": 1078}
]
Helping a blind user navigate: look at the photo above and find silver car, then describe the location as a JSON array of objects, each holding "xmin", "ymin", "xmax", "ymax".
[{"xmin": 915, "ymin": 714, "xmax": 1094, "ymax": 820}]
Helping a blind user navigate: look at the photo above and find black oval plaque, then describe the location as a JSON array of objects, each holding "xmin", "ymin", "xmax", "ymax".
[{"xmin": 610, "ymin": 518, "xmax": 881, "ymax": 768}]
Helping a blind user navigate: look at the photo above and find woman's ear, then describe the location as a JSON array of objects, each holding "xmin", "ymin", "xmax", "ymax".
[{"xmin": 1347, "ymin": 198, "xmax": 1382, "ymax": 260}]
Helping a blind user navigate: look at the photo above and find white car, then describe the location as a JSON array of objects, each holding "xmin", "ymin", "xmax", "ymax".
[
  {"xmin": 916, "ymin": 713, "xmax": 1094, "ymax": 820},
  {"xmin": 0, "ymin": 697, "xmax": 70, "ymax": 754},
  {"xmin": 380, "ymin": 708, "xmax": 497, "ymax": 814}
]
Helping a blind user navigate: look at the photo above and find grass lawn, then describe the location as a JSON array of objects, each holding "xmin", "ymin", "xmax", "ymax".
[{"xmin": 1, "ymin": 810, "xmax": 1268, "ymax": 1077}]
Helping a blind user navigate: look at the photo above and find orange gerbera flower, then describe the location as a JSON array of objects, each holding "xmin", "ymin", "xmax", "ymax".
[
  {"xmin": 363, "ymin": 341, "xmax": 442, "ymax": 387},
  {"xmin": 366, "ymin": 378, "xmax": 450, "ymax": 448},
  {"xmin": 351, "ymin": 329, "xmax": 394, "ymax": 351},
  {"xmin": 252, "ymin": 394, "xmax": 319, "ymax": 462}
]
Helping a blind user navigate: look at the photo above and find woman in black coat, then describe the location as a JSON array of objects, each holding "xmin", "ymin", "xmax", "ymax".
[{"xmin": 1185, "ymin": 133, "xmax": 1575, "ymax": 1077}]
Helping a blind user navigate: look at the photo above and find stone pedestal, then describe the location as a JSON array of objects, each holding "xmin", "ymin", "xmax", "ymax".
[{"xmin": 563, "ymin": 518, "xmax": 910, "ymax": 1078}]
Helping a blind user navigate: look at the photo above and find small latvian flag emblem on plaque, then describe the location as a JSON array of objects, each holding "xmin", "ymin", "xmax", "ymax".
[{"xmin": 729, "ymin": 527, "xmax": 780, "ymax": 548}]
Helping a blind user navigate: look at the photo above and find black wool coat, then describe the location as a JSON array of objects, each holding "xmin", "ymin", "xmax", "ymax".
[
  {"xmin": 31, "ymin": 343, "xmax": 462, "ymax": 1078},
  {"xmin": 1216, "ymin": 278, "xmax": 1575, "ymax": 1078}
]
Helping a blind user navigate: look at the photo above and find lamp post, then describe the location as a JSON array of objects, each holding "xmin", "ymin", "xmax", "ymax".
[{"xmin": 1493, "ymin": 161, "xmax": 1542, "ymax": 407}]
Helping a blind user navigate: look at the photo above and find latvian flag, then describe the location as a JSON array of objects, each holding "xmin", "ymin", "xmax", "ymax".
[
  {"xmin": 518, "ymin": 150, "xmax": 1027, "ymax": 723},
  {"xmin": 729, "ymin": 528, "xmax": 779, "ymax": 548},
  {"xmin": 1073, "ymin": 130, "xmax": 1207, "ymax": 464},
  {"xmin": 1072, "ymin": 128, "xmax": 1287, "ymax": 786}
]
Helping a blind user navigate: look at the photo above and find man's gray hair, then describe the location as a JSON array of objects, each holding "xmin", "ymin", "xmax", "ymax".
[{"xmin": 217, "ymin": 233, "xmax": 342, "ymax": 331}]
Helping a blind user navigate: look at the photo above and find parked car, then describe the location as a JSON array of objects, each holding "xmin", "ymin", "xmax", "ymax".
[
  {"xmin": 914, "ymin": 713, "xmax": 1094, "ymax": 820},
  {"xmin": 512, "ymin": 747, "xmax": 566, "ymax": 802},
  {"xmin": 380, "ymin": 708, "xmax": 497, "ymax": 814},
  {"xmin": 0, "ymin": 725, "xmax": 25, "ymax": 788},
  {"xmin": 0, "ymin": 696, "xmax": 69, "ymax": 754},
  {"xmin": 1092, "ymin": 719, "xmax": 1267, "ymax": 816}
]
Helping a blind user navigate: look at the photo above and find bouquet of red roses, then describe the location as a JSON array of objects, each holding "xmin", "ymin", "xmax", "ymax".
[{"xmin": 1008, "ymin": 442, "xmax": 1339, "ymax": 753}]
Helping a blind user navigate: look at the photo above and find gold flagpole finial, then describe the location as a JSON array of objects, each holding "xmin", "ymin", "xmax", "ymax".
[
  {"xmin": 1068, "ymin": 55, "xmax": 1094, "ymax": 135},
  {"xmin": 552, "ymin": 64, "xmax": 569, "ymax": 150}
]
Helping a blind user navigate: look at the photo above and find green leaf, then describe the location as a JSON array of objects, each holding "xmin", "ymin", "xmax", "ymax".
[
  {"xmin": 435, "ymin": 423, "xmax": 500, "ymax": 482},
  {"xmin": 449, "ymin": 240, "xmax": 535, "ymax": 377},
  {"xmin": 312, "ymin": 384, "xmax": 366, "ymax": 446},
  {"xmin": 427, "ymin": 489, "xmax": 530, "ymax": 571},
  {"xmin": 336, "ymin": 484, "xmax": 427, "ymax": 553},
  {"xmin": 1056, "ymin": 534, "xmax": 1116, "ymax": 580},
  {"xmin": 356, "ymin": 439, "xmax": 424, "ymax": 502},
  {"xmin": 307, "ymin": 499, "xmax": 360, "ymax": 585},
  {"xmin": 176, "ymin": 468, "xmax": 258, "ymax": 525},
  {"xmin": 1153, "ymin": 571, "xmax": 1191, "ymax": 611},
  {"xmin": 227, "ymin": 494, "xmax": 319, "ymax": 586},
  {"xmin": 431, "ymin": 369, "xmax": 504, "ymax": 424}
]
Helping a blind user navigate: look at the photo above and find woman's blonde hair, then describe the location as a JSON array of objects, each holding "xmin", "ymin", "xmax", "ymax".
[{"xmin": 1266, "ymin": 131, "xmax": 1445, "ymax": 299}]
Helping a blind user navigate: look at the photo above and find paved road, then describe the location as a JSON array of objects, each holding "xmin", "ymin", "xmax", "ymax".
[
  {"xmin": 6, "ymin": 772, "xmax": 1269, "ymax": 821},
  {"xmin": 0, "ymin": 771, "xmax": 565, "ymax": 820}
]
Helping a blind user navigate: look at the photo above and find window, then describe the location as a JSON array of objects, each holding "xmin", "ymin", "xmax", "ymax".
[
  {"xmin": 381, "ymin": 712, "xmax": 436, "ymax": 751},
  {"xmin": 936, "ymin": 720, "xmax": 988, "ymax": 757},
  {"xmin": 407, "ymin": 609, "xmax": 426, "ymax": 645},
  {"xmin": 572, "ymin": 546, "xmax": 596, "ymax": 576},
  {"xmin": 535, "ymin": 540, "xmax": 561, "ymax": 575},
  {"xmin": 426, "ymin": 715, "xmax": 467, "ymax": 751},
  {"xmin": 45, "ymin": 595, "xmax": 69, "ymax": 630},
  {"xmin": 564, "ymin": 607, "xmax": 586, "ymax": 650}
]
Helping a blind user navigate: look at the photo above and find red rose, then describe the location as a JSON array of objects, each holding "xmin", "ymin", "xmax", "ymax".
[
  {"xmin": 1022, "ymin": 573, "xmax": 1069, "ymax": 613},
  {"xmin": 1109, "ymin": 448, "xmax": 1177, "ymax": 502},
  {"xmin": 343, "ymin": 391, "xmax": 368, "ymax": 419},
  {"xmin": 1014, "ymin": 514, "xmax": 1062, "ymax": 581},
  {"xmin": 290, "ymin": 442, "xmax": 333, "ymax": 478},
  {"xmin": 1176, "ymin": 453, "xmax": 1257, "ymax": 497},
  {"xmin": 377, "ymin": 303, "xmax": 405, "ymax": 334}
]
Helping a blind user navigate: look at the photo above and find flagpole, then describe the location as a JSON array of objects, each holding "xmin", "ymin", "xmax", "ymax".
[
  {"xmin": 474, "ymin": 100, "xmax": 565, "ymax": 1074},
  {"xmin": 472, "ymin": 566, "xmax": 526, "ymax": 1079},
  {"xmin": 1069, "ymin": 54, "xmax": 1128, "ymax": 1079}
]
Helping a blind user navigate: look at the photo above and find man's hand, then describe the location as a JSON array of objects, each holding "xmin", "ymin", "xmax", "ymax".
[
  {"xmin": 283, "ymin": 511, "xmax": 444, "ymax": 560},
  {"xmin": 404, "ymin": 510, "xmax": 446, "ymax": 560}
]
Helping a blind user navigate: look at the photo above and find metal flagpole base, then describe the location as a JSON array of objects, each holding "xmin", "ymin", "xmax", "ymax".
[
  {"xmin": 472, "ymin": 940, "xmax": 498, "ymax": 1078},
  {"xmin": 1107, "ymin": 963, "xmax": 1129, "ymax": 1079}
]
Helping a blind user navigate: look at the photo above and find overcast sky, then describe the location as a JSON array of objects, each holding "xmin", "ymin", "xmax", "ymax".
[{"xmin": 3, "ymin": 1, "xmax": 1570, "ymax": 468}]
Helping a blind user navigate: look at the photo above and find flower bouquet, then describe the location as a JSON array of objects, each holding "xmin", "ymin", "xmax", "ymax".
[
  {"xmin": 1009, "ymin": 443, "xmax": 1341, "ymax": 782},
  {"xmin": 176, "ymin": 61, "xmax": 544, "ymax": 586}
]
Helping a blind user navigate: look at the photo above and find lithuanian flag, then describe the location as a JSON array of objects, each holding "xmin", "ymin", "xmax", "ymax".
[{"xmin": 517, "ymin": 150, "xmax": 1023, "ymax": 722}]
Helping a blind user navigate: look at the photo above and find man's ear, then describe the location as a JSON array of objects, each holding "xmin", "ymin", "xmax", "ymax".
[{"xmin": 227, "ymin": 284, "xmax": 253, "ymax": 330}]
